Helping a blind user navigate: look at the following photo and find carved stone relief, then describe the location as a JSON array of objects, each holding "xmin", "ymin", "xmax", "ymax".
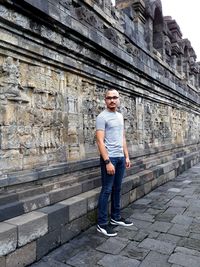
[
  {"xmin": 0, "ymin": 57, "xmax": 29, "ymax": 103},
  {"xmin": 144, "ymin": 101, "xmax": 171, "ymax": 146},
  {"xmin": 171, "ymin": 108, "xmax": 187, "ymax": 144}
]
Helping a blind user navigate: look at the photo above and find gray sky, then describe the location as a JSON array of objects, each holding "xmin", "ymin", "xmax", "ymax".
[{"xmin": 111, "ymin": 0, "xmax": 199, "ymax": 61}]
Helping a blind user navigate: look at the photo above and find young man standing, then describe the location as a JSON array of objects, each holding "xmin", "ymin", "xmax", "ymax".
[{"xmin": 96, "ymin": 88, "xmax": 133, "ymax": 237}]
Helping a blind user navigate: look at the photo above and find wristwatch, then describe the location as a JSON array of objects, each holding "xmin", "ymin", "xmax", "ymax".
[{"xmin": 104, "ymin": 159, "xmax": 110, "ymax": 165}]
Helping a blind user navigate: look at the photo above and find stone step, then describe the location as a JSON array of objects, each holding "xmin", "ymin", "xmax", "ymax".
[
  {"xmin": 0, "ymin": 175, "xmax": 101, "ymax": 222},
  {"xmin": 0, "ymin": 151, "xmax": 200, "ymax": 266},
  {"xmin": 0, "ymin": 150, "xmax": 184, "ymax": 222}
]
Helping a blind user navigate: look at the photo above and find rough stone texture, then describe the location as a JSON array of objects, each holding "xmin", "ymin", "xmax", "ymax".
[
  {"xmin": 27, "ymin": 163, "xmax": 200, "ymax": 267},
  {"xmin": 97, "ymin": 254, "xmax": 140, "ymax": 267},
  {"xmin": 60, "ymin": 196, "xmax": 87, "ymax": 222},
  {"xmin": 168, "ymin": 252, "xmax": 200, "ymax": 267},
  {"xmin": 138, "ymin": 238, "xmax": 176, "ymax": 254},
  {"xmin": 6, "ymin": 211, "xmax": 48, "ymax": 247},
  {"xmin": 1, "ymin": 0, "xmax": 200, "ymax": 265},
  {"xmin": 0, "ymin": 223, "xmax": 17, "ymax": 256},
  {"xmin": 139, "ymin": 251, "xmax": 171, "ymax": 267},
  {"xmin": 96, "ymin": 237, "xmax": 130, "ymax": 255},
  {"xmin": 0, "ymin": 0, "xmax": 199, "ymax": 185},
  {"xmin": 6, "ymin": 242, "xmax": 36, "ymax": 267}
]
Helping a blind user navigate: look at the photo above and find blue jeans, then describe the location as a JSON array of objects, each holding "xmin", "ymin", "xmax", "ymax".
[{"xmin": 97, "ymin": 156, "xmax": 125, "ymax": 225}]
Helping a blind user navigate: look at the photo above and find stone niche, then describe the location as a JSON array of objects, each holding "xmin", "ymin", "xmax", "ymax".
[{"xmin": 0, "ymin": 0, "xmax": 200, "ymax": 180}]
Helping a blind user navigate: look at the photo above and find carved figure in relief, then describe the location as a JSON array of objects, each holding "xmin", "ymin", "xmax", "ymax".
[
  {"xmin": 96, "ymin": 88, "xmax": 133, "ymax": 237},
  {"xmin": 0, "ymin": 57, "xmax": 29, "ymax": 102},
  {"xmin": 0, "ymin": 57, "xmax": 20, "ymax": 96}
]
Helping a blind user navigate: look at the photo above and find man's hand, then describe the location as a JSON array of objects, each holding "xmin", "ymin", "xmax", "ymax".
[
  {"xmin": 125, "ymin": 158, "xmax": 131, "ymax": 169},
  {"xmin": 106, "ymin": 162, "xmax": 115, "ymax": 175}
]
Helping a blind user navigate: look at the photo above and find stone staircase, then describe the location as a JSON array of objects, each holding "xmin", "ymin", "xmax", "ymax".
[{"xmin": 0, "ymin": 146, "xmax": 200, "ymax": 267}]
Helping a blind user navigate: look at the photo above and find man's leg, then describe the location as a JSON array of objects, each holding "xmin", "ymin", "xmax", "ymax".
[
  {"xmin": 110, "ymin": 157, "xmax": 133, "ymax": 227},
  {"xmin": 97, "ymin": 157, "xmax": 115, "ymax": 225},
  {"xmin": 110, "ymin": 157, "xmax": 125, "ymax": 220}
]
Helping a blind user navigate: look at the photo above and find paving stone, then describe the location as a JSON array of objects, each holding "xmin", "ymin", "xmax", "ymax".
[
  {"xmin": 157, "ymin": 233, "xmax": 181, "ymax": 244},
  {"xmin": 171, "ymin": 214, "xmax": 193, "ymax": 226},
  {"xmin": 164, "ymin": 207, "xmax": 186, "ymax": 215},
  {"xmin": 97, "ymin": 254, "xmax": 140, "ymax": 267},
  {"xmin": 147, "ymin": 231, "xmax": 160, "ymax": 239},
  {"xmin": 155, "ymin": 212, "xmax": 176, "ymax": 222},
  {"xmin": 121, "ymin": 242, "xmax": 149, "ymax": 260},
  {"xmin": 133, "ymin": 198, "xmax": 152, "ymax": 205},
  {"xmin": 189, "ymin": 222, "xmax": 200, "ymax": 233},
  {"xmin": 139, "ymin": 251, "xmax": 171, "ymax": 267},
  {"xmin": 31, "ymin": 259, "xmax": 70, "ymax": 266},
  {"xmin": 182, "ymin": 180, "xmax": 192, "ymax": 184},
  {"xmin": 130, "ymin": 218, "xmax": 152, "ymax": 229},
  {"xmin": 168, "ymin": 224, "xmax": 190, "ymax": 237},
  {"xmin": 96, "ymin": 237, "xmax": 129, "ymax": 255},
  {"xmin": 177, "ymin": 237, "xmax": 200, "ymax": 251},
  {"xmin": 66, "ymin": 249, "xmax": 104, "ymax": 266},
  {"xmin": 168, "ymin": 198, "xmax": 188, "ymax": 208},
  {"xmin": 175, "ymin": 246, "xmax": 200, "ymax": 257},
  {"xmin": 138, "ymin": 238, "xmax": 176, "ymax": 254},
  {"xmin": 131, "ymin": 212, "xmax": 155, "ymax": 222},
  {"xmin": 168, "ymin": 252, "xmax": 200, "ymax": 267},
  {"xmin": 116, "ymin": 227, "xmax": 138, "ymax": 240},
  {"xmin": 190, "ymin": 233, "xmax": 200, "ymax": 240},
  {"xmin": 146, "ymin": 208, "xmax": 163, "ymax": 217},
  {"xmin": 149, "ymin": 221, "xmax": 172, "ymax": 233},
  {"xmin": 168, "ymin": 188, "xmax": 182, "ymax": 193}
]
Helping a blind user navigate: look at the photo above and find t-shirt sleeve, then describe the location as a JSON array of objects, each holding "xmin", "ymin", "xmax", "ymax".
[{"xmin": 96, "ymin": 115, "xmax": 105, "ymax": 131}]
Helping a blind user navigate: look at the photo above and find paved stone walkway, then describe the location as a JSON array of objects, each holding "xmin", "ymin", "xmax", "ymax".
[{"xmin": 30, "ymin": 163, "xmax": 200, "ymax": 267}]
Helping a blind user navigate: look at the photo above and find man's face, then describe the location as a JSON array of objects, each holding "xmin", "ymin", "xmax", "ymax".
[{"xmin": 105, "ymin": 90, "xmax": 119, "ymax": 111}]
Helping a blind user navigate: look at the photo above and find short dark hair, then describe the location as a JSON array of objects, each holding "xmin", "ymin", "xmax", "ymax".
[{"xmin": 105, "ymin": 88, "xmax": 118, "ymax": 96}]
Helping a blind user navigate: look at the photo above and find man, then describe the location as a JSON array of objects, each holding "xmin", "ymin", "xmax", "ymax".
[{"xmin": 96, "ymin": 88, "xmax": 133, "ymax": 237}]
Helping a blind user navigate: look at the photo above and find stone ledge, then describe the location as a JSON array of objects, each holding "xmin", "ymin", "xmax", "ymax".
[{"xmin": 0, "ymin": 150, "xmax": 199, "ymax": 265}]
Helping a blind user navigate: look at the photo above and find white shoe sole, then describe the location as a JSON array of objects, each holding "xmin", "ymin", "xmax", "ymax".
[
  {"xmin": 110, "ymin": 220, "xmax": 133, "ymax": 227},
  {"xmin": 97, "ymin": 226, "xmax": 117, "ymax": 237}
]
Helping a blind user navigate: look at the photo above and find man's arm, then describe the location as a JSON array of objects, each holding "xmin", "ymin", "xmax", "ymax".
[
  {"xmin": 96, "ymin": 130, "xmax": 115, "ymax": 175},
  {"xmin": 123, "ymin": 131, "xmax": 131, "ymax": 168}
]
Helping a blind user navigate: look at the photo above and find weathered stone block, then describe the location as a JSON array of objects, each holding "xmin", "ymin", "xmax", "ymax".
[
  {"xmin": 121, "ymin": 192, "xmax": 130, "ymax": 209},
  {"xmin": 6, "ymin": 211, "xmax": 48, "ymax": 247},
  {"xmin": 49, "ymin": 183, "xmax": 82, "ymax": 204},
  {"xmin": 40, "ymin": 203, "xmax": 69, "ymax": 231},
  {"xmin": 60, "ymin": 213, "xmax": 93, "ymax": 244},
  {"xmin": 0, "ymin": 222, "xmax": 17, "ymax": 256},
  {"xmin": 36, "ymin": 229, "xmax": 61, "ymax": 260},
  {"xmin": 0, "ymin": 256, "xmax": 5, "ymax": 267},
  {"xmin": 130, "ymin": 188, "xmax": 137, "ymax": 203},
  {"xmin": 80, "ymin": 189, "xmax": 100, "ymax": 211},
  {"xmin": 6, "ymin": 241, "xmax": 36, "ymax": 267},
  {"xmin": 60, "ymin": 196, "xmax": 87, "ymax": 222},
  {"xmin": 122, "ymin": 176, "xmax": 134, "ymax": 194},
  {"xmin": 23, "ymin": 194, "xmax": 50, "ymax": 213}
]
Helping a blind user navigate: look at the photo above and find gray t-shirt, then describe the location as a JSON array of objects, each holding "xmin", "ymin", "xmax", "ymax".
[{"xmin": 96, "ymin": 109, "xmax": 124, "ymax": 157}]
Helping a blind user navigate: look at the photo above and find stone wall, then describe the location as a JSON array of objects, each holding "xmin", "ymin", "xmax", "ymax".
[{"xmin": 0, "ymin": 0, "xmax": 200, "ymax": 186}]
